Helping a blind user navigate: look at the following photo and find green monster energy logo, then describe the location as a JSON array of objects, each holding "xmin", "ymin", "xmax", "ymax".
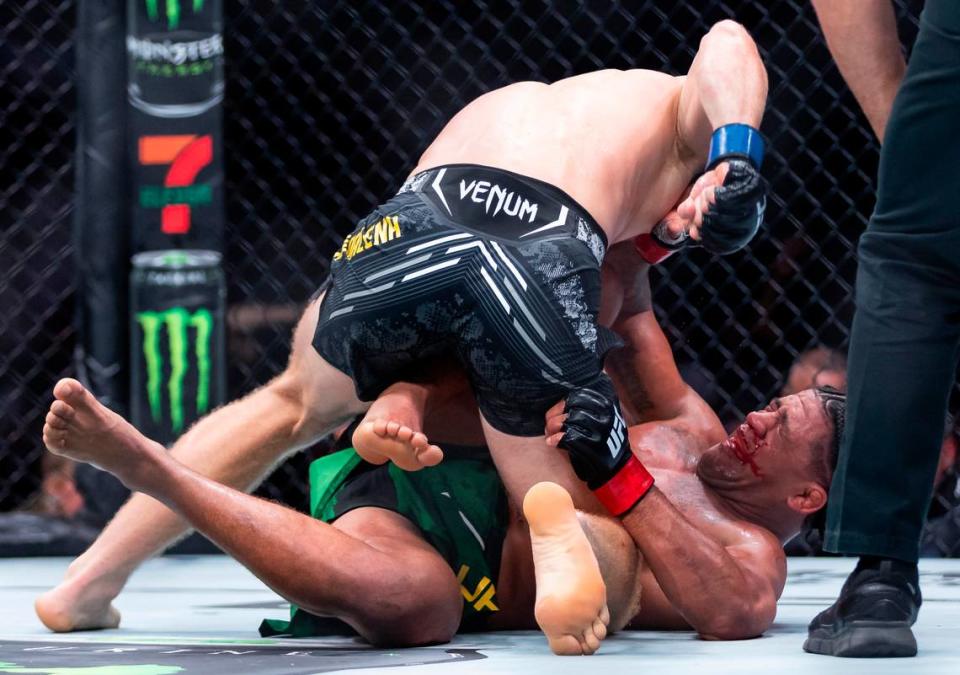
[
  {"xmin": 137, "ymin": 307, "xmax": 213, "ymax": 433},
  {"xmin": 145, "ymin": 0, "xmax": 205, "ymax": 30}
]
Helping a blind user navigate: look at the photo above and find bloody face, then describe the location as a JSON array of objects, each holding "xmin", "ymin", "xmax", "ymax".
[{"xmin": 698, "ymin": 389, "xmax": 832, "ymax": 491}]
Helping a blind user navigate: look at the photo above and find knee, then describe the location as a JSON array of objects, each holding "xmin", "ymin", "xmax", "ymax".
[
  {"xmin": 336, "ymin": 563, "xmax": 463, "ymax": 647},
  {"xmin": 268, "ymin": 365, "xmax": 334, "ymax": 443},
  {"xmin": 351, "ymin": 586, "xmax": 462, "ymax": 647},
  {"xmin": 361, "ymin": 612, "xmax": 459, "ymax": 647}
]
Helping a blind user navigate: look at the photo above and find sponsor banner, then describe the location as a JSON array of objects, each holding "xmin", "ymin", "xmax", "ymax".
[
  {"xmin": 129, "ymin": 0, "xmax": 224, "ymax": 252},
  {"xmin": 130, "ymin": 250, "xmax": 226, "ymax": 445},
  {"xmin": 127, "ymin": 0, "xmax": 224, "ymax": 118},
  {"xmin": 133, "ymin": 126, "xmax": 223, "ymax": 250}
]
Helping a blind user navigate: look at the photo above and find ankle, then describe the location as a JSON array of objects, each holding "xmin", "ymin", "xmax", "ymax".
[{"xmin": 855, "ymin": 555, "xmax": 919, "ymax": 586}]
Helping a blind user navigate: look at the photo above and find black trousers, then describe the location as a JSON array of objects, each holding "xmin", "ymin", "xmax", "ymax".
[{"xmin": 824, "ymin": 0, "xmax": 960, "ymax": 562}]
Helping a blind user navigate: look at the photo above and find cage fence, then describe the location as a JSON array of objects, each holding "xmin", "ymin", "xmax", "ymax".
[{"xmin": 4, "ymin": 0, "xmax": 957, "ymax": 554}]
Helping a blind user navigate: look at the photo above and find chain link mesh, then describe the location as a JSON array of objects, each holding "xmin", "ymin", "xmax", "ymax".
[
  {"xmin": 1, "ymin": 0, "xmax": 77, "ymax": 511},
  {"xmin": 4, "ymin": 0, "xmax": 959, "ymax": 554}
]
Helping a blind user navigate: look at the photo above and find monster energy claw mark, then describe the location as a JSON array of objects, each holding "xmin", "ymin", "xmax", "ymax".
[
  {"xmin": 145, "ymin": 0, "xmax": 206, "ymax": 30},
  {"xmin": 137, "ymin": 307, "xmax": 214, "ymax": 432},
  {"xmin": 131, "ymin": 250, "xmax": 225, "ymax": 445}
]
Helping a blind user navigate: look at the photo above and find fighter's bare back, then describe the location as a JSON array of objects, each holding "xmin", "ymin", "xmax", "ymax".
[{"xmin": 414, "ymin": 69, "xmax": 700, "ymax": 245}]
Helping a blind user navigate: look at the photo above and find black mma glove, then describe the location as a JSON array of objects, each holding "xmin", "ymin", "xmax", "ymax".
[
  {"xmin": 700, "ymin": 123, "xmax": 767, "ymax": 255},
  {"xmin": 556, "ymin": 376, "xmax": 654, "ymax": 515}
]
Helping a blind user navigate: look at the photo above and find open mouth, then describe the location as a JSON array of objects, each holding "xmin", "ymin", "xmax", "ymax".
[{"xmin": 723, "ymin": 425, "xmax": 764, "ymax": 478}]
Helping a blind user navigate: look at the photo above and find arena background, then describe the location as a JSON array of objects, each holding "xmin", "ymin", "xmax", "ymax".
[{"xmin": 5, "ymin": 0, "xmax": 955, "ymax": 552}]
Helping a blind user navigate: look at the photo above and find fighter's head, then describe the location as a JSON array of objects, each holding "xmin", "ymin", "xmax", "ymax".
[{"xmin": 697, "ymin": 386, "xmax": 845, "ymax": 541}]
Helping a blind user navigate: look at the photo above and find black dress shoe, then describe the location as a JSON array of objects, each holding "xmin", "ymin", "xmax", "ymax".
[{"xmin": 804, "ymin": 559, "xmax": 921, "ymax": 657}]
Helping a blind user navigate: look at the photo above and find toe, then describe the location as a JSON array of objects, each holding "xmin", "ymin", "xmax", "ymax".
[
  {"xmin": 372, "ymin": 419, "xmax": 389, "ymax": 436},
  {"xmin": 410, "ymin": 431, "xmax": 428, "ymax": 449},
  {"xmin": 396, "ymin": 425, "xmax": 414, "ymax": 442},
  {"xmin": 581, "ymin": 628, "xmax": 601, "ymax": 654},
  {"xmin": 417, "ymin": 444, "xmax": 444, "ymax": 467},
  {"xmin": 53, "ymin": 378, "xmax": 86, "ymax": 405},
  {"xmin": 592, "ymin": 615, "xmax": 608, "ymax": 641},
  {"xmin": 385, "ymin": 421, "xmax": 401, "ymax": 437},
  {"xmin": 43, "ymin": 429, "xmax": 65, "ymax": 453},
  {"xmin": 50, "ymin": 400, "xmax": 75, "ymax": 420},
  {"xmin": 600, "ymin": 604, "xmax": 610, "ymax": 627},
  {"xmin": 547, "ymin": 635, "xmax": 583, "ymax": 656},
  {"xmin": 45, "ymin": 412, "xmax": 68, "ymax": 430}
]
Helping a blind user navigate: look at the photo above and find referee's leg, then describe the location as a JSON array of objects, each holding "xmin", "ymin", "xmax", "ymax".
[
  {"xmin": 824, "ymin": 0, "xmax": 960, "ymax": 563},
  {"xmin": 806, "ymin": 0, "xmax": 960, "ymax": 658}
]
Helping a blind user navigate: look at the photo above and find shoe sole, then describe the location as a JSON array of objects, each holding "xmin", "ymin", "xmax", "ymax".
[{"xmin": 804, "ymin": 622, "xmax": 917, "ymax": 658}]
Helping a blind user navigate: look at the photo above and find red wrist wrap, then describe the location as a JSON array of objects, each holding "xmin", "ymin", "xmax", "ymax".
[
  {"xmin": 634, "ymin": 233, "xmax": 677, "ymax": 265},
  {"xmin": 592, "ymin": 454, "xmax": 655, "ymax": 516}
]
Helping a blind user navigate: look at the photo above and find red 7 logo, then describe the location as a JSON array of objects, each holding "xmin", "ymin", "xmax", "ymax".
[{"xmin": 139, "ymin": 135, "xmax": 214, "ymax": 234}]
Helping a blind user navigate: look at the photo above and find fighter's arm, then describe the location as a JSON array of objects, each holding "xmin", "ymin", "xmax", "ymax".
[
  {"xmin": 810, "ymin": 0, "xmax": 905, "ymax": 141},
  {"xmin": 601, "ymin": 240, "xmax": 725, "ymax": 446},
  {"xmin": 675, "ymin": 20, "xmax": 767, "ymax": 166},
  {"xmin": 666, "ymin": 21, "xmax": 769, "ymax": 253},
  {"xmin": 622, "ymin": 488, "xmax": 785, "ymax": 639}
]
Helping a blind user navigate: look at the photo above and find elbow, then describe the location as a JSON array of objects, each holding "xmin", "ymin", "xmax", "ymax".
[
  {"xmin": 696, "ymin": 599, "xmax": 776, "ymax": 641},
  {"xmin": 702, "ymin": 20, "xmax": 768, "ymax": 94},
  {"xmin": 704, "ymin": 20, "xmax": 754, "ymax": 51}
]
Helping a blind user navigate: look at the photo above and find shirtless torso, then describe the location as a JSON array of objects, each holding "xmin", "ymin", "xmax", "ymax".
[{"xmin": 414, "ymin": 70, "xmax": 698, "ymax": 244}]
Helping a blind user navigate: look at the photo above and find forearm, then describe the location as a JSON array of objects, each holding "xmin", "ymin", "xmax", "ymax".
[
  {"xmin": 607, "ymin": 311, "xmax": 687, "ymax": 424},
  {"xmin": 620, "ymin": 488, "xmax": 774, "ymax": 638},
  {"xmin": 811, "ymin": 0, "xmax": 905, "ymax": 141},
  {"xmin": 678, "ymin": 21, "xmax": 768, "ymax": 160}
]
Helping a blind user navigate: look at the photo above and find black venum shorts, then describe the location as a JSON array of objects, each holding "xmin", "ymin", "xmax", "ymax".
[{"xmin": 312, "ymin": 164, "xmax": 610, "ymax": 436}]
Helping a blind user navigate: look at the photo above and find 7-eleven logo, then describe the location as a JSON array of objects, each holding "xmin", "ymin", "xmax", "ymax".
[{"xmin": 139, "ymin": 134, "xmax": 213, "ymax": 235}]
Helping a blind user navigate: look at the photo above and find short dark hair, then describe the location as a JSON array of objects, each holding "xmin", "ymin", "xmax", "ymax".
[
  {"xmin": 800, "ymin": 386, "xmax": 846, "ymax": 539},
  {"xmin": 815, "ymin": 385, "xmax": 846, "ymax": 476}
]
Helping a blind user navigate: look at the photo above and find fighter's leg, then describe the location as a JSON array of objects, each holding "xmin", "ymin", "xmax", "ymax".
[
  {"xmin": 327, "ymin": 508, "xmax": 462, "ymax": 644},
  {"xmin": 36, "ymin": 295, "xmax": 368, "ymax": 632},
  {"xmin": 520, "ymin": 481, "xmax": 607, "ymax": 655},
  {"xmin": 479, "ymin": 411, "xmax": 609, "ymax": 655},
  {"xmin": 40, "ymin": 380, "xmax": 459, "ymax": 645}
]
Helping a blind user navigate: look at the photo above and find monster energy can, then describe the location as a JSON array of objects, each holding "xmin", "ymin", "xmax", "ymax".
[
  {"xmin": 130, "ymin": 250, "xmax": 226, "ymax": 445},
  {"xmin": 127, "ymin": 0, "xmax": 224, "ymax": 118}
]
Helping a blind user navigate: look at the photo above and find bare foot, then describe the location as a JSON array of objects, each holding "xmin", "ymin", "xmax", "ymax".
[
  {"xmin": 523, "ymin": 482, "xmax": 610, "ymax": 656},
  {"xmin": 35, "ymin": 562, "xmax": 122, "ymax": 632},
  {"xmin": 352, "ymin": 382, "xmax": 443, "ymax": 471},
  {"xmin": 42, "ymin": 378, "xmax": 165, "ymax": 493}
]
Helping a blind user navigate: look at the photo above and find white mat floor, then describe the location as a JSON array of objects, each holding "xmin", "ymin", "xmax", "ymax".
[{"xmin": 2, "ymin": 556, "xmax": 959, "ymax": 674}]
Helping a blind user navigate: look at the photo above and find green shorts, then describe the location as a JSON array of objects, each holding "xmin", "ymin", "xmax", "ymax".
[{"xmin": 260, "ymin": 446, "xmax": 509, "ymax": 637}]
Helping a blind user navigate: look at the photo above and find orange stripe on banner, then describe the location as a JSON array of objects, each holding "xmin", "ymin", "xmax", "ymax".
[{"xmin": 139, "ymin": 135, "xmax": 197, "ymax": 164}]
